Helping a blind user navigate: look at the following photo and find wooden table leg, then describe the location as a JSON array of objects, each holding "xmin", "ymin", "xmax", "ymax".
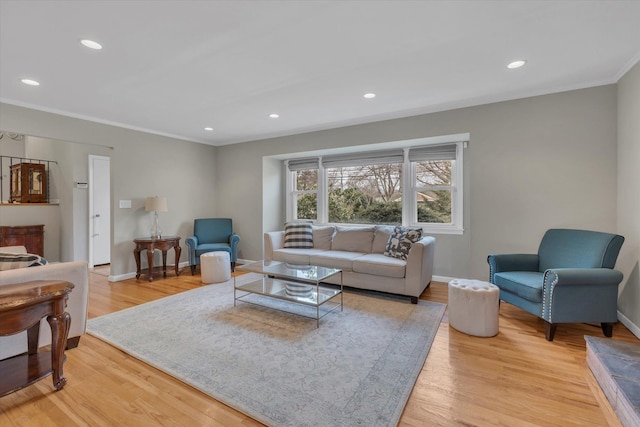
[
  {"xmin": 27, "ymin": 323, "xmax": 40, "ymax": 355},
  {"xmin": 162, "ymin": 250, "xmax": 168, "ymax": 277},
  {"xmin": 174, "ymin": 245, "xmax": 181, "ymax": 277},
  {"xmin": 47, "ymin": 310, "xmax": 71, "ymax": 391},
  {"xmin": 146, "ymin": 249, "xmax": 154, "ymax": 282},
  {"xmin": 134, "ymin": 247, "xmax": 142, "ymax": 279}
]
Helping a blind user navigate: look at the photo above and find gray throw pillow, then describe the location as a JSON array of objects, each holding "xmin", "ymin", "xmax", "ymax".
[{"xmin": 384, "ymin": 226, "xmax": 423, "ymax": 260}]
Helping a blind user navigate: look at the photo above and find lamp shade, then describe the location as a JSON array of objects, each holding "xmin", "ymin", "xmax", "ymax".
[{"xmin": 145, "ymin": 196, "xmax": 168, "ymax": 212}]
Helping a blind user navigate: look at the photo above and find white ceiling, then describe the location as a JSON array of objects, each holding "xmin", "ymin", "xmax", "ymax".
[{"xmin": 1, "ymin": 1, "xmax": 640, "ymax": 147}]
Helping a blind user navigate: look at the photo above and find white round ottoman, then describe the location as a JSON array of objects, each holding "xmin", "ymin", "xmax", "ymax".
[
  {"xmin": 448, "ymin": 279, "xmax": 499, "ymax": 337},
  {"xmin": 200, "ymin": 252, "xmax": 231, "ymax": 284}
]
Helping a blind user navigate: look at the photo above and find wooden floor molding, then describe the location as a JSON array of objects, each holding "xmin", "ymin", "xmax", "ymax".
[{"xmin": 1, "ymin": 269, "xmax": 638, "ymax": 426}]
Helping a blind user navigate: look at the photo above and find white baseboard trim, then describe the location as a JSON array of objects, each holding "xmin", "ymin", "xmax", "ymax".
[
  {"xmin": 618, "ymin": 310, "xmax": 640, "ymax": 340},
  {"xmin": 108, "ymin": 261, "xmax": 192, "ymax": 282},
  {"xmin": 108, "ymin": 272, "xmax": 136, "ymax": 282},
  {"xmin": 433, "ymin": 275, "xmax": 456, "ymax": 283}
]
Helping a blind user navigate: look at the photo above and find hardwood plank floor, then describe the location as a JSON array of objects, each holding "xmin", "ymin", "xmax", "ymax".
[{"xmin": 1, "ymin": 268, "xmax": 637, "ymax": 426}]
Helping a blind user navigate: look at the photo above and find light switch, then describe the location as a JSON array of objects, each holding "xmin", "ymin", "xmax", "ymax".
[{"xmin": 119, "ymin": 199, "xmax": 132, "ymax": 209}]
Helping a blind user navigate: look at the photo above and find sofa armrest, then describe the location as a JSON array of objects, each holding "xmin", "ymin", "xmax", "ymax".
[
  {"xmin": 0, "ymin": 245, "xmax": 28, "ymax": 254},
  {"xmin": 264, "ymin": 231, "xmax": 285, "ymax": 262},
  {"xmin": 0, "ymin": 260, "xmax": 88, "ymax": 360},
  {"xmin": 185, "ymin": 235, "xmax": 198, "ymax": 265},
  {"xmin": 404, "ymin": 236, "xmax": 436, "ymax": 297},
  {"xmin": 487, "ymin": 254, "xmax": 539, "ymax": 282},
  {"xmin": 542, "ymin": 268, "xmax": 623, "ymax": 323},
  {"xmin": 229, "ymin": 233, "xmax": 240, "ymax": 262}
]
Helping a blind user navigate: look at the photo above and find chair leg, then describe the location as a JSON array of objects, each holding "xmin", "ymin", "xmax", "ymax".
[
  {"xmin": 190, "ymin": 265, "xmax": 196, "ymax": 275},
  {"xmin": 544, "ymin": 321, "xmax": 557, "ymax": 341},
  {"xmin": 410, "ymin": 296, "xmax": 418, "ymax": 304},
  {"xmin": 601, "ymin": 322, "xmax": 614, "ymax": 337},
  {"xmin": 231, "ymin": 261, "xmax": 235, "ymax": 272}
]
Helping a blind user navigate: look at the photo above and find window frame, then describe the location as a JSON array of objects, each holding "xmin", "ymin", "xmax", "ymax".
[{"xmin": 285, "ymin": 138, "xmax": 465, "ymax": 235}]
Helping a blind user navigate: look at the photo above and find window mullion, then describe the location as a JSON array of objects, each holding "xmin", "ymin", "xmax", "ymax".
[{"xmin": 318, "ymin": 159, "xmax": 327, "ymax": 223}]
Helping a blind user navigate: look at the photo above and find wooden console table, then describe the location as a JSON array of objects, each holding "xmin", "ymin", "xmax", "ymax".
[
  {"xmin": 0, "ymin": 280, "xmax": 73, "ymax": 396},
  {"xmin": 133, "ymin": 236, "xmax": 181, "ymax": 282}
]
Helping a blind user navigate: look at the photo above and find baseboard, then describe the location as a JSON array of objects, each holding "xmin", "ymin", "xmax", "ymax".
[
  {"xmin": 109, "ymin": 272, "xmax": 136, "ymax": 282},
  {"xmin": 618, "ymin": 310, "xmax": 640, "ymax": 340},
  {"xmin": 433, "ymin": 275, "xmax": 456, "ymax": 284},
  {"xmin": 108, "ymin": 261, "xmax": 192, "ymax": 282}
]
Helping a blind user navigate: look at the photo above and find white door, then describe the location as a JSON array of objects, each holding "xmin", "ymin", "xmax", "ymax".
[{"xmin": 89, "ymin": 155, "xmax": 111, "ymax": 267}]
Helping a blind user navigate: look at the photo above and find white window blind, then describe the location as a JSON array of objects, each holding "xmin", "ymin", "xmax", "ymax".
[
  {"xmin": 322, "ymin": 149, "xmax": 404, "ymax": 168},
  {"xmin": 408, "ymin": 144, "xmax": 458, "ymax": 162},
  {"xmin": 287, "ymin": 158, "xmax": 319, "ymax": 171}
]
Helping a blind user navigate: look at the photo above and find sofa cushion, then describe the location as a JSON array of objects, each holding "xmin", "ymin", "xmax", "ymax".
[
  {"xmin": 284, "ymin": 222, "xmax": 314, "ymax": 249},
  {"xmin": 372, "ymin": 225, "xmax": 395, "ymax": 254},
  {"xmin": 353, "ymin": 253, "xmax": 406, "ymax": 279},
  {"xmin": 0, "ymin": 252, "xmax": 48, "ymax": 271},
  {"xmin": 384, "ymin": 227, "xmax": 423, "ymax": 260},
  {"xmin": 493, "ymin": 271, "xmax": 544, "ymax": 302},
  {"xmin": 312, "ymin": 226, "xmax": 335, "ymax": 250},
  {"xmin": 310, "ymin": 251, "xmax": 366, "ymax": 271},
  {"xmin": 273, "ymin": 248, "xmax": 327, "ymax": 265},
  {"xmin": 331, "ymin": 226, "xmax": 375, "ymax": 253}
]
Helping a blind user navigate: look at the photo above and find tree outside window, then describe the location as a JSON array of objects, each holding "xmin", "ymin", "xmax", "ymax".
[{"xmin": 327, "ymin": 163, "xmax": 402, "ymax": 225}]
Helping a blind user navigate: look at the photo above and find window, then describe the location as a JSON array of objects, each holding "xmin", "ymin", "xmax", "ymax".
[
  {"xmin": 287, "ymin": 158, "xmax": 318, "ymax": 221},
  {"xmin": 286, "ymin": 138, "xmax": 464, "ymax": 234},
  {"xmin": 408, "ymin": 143, "xmax": 462, "ymax": 233}
]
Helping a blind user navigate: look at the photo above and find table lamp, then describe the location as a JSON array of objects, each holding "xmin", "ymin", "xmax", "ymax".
[{"xmin": 145, "ymin": 196, "xmax": 168, "ymax": 238}]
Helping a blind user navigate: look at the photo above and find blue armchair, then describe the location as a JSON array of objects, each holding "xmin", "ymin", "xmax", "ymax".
[
  {"xmin": 488, "ymin": 229, "xmax": 624, "ymax": 341},
  {"xmin": 186, "ymin": 218, "xmax": 240, "ymax": 275}
]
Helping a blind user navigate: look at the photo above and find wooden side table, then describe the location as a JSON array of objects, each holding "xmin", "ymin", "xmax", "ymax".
[
  {"xmin": 0, "ymin": 280, "xmax": 74, "ymax": 396},
  {"xmin": 133, "ymin": 236, "xmax": 181, "ymax": 282}
]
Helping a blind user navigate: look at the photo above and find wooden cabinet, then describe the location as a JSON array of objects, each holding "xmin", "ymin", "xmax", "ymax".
[
  {"xmin": 0, "ymin": 225, "xmax": 44, "ymax": 256},
  {"xmin": 10, "ymin": 163, "xmax": 47, "ymax": 203}
]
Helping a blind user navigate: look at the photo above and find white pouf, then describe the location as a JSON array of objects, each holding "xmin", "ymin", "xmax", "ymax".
[
  {"xmin": 201, "ymin": 251, "xmax": 231, "ymax": 284},
  {"xmin": 448, "ymin": 279, "xmax": 499, "ymax": 337}
]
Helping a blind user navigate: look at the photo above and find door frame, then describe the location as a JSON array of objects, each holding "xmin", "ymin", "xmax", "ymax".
[{"xmin": 88, "ymin": 154, "xmax": 111, "ymax": 268}]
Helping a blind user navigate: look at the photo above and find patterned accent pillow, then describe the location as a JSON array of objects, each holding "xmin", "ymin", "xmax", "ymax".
[
  {"xmin": 284, "ymin": 222, "xmax": 314, "ymax": 249},
  {"xmin": 0, "ymin": 252, "xmax": 48, "ymax": 271},
  {"xmin": 384, "ymin": 227, "xmax": 423, "ymax": 260}
]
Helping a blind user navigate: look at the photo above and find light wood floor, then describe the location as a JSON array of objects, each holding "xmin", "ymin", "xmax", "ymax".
[{"xmin": 1, "ymin": 267, "xmax": 638, "ymax": 426}]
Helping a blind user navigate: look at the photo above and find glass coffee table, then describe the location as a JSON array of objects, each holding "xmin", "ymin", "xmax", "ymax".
[{"xmin": 234, "ymin": 261, "xmax": 343, "ymax": 327}]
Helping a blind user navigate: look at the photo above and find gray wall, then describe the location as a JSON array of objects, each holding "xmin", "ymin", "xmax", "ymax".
[
  {"xmin": 617, "ymin": 61, "xmax": 640, "ymax": 335},
  {"xmin": 0, "ymin": 83, "xmax": 625, "ymax": 306},
  {"xmin": 217, "ymin": 85, "xmax": 619, "ymax": 281},
  {"xmin": 0, "ymin": 103, "xmax": 217, "ymax": 276}
]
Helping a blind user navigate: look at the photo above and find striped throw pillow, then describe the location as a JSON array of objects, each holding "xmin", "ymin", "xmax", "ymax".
[
  {"xmin": 284, "ymin": 222, "xmax": 314, "ymax": 249},
  {"xmin": 0, "ymin": 252, "xmax": 48, "ymax": 271}
]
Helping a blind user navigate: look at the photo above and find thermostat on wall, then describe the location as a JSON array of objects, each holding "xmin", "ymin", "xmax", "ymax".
[{"xmin": 75, "ymin": 182, "xmax": 88, "ymax": 189}]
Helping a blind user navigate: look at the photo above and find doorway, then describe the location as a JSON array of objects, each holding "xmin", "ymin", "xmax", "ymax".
[{"xmin": 89, "ymin": 155, "xmax": 111, "ymax": 268}]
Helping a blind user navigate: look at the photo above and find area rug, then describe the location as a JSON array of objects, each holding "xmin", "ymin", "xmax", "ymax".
[{"xmin": 87, "ymin": 273, "xmax": 445, "ymax": 427}]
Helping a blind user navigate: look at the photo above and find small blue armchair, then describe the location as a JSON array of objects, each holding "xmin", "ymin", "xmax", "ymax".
[
  {"xmin": 186, "ymin": 218, "xmax": 240, "ymax": 275},
  {"xmin": 488, "ymin": 229, "xmax": 624, "ymax": 341}
]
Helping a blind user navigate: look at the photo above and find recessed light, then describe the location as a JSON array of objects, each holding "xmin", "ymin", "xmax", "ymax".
[
  {"xmin": 269, "ymin": 113, "xmax": 280, "ymax": 119},
  {"xmin": 204, "ymin": 127, "xmax": 213, "ymax": 131},
  {"xmin": 507, "ymin": 60, "xmax": 526, "ymax": 69},
  {"xmin": 20, "ymin": 78, "xmax": 40, "ymax": 86},
  {"xmin": 363, "ymin": 93, "xmax": 376, "ymax": 99},
  {"xmin": 81, "ymin": 39, "xmax": 103, "ymax": 50}
]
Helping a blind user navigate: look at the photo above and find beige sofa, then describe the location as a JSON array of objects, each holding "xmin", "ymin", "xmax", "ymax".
[
  {"xmin": 264, "ymin": 225, "xmax": 435, "ymax": 303},
  {"xmin": 0, "ymin": 246, "xmax": 89, "ymax": 360}
]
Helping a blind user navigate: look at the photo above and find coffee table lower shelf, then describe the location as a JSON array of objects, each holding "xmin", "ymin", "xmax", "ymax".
[{"xmin": 234, "ymin": 277, "xmax": 343, "ymax": 327}]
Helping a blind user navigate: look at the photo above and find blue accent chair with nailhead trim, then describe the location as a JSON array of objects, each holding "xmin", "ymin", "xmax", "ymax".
[
  {"xmin": 186, "ymin": 218, "xmax": 240, "ymax": 275},
  {"xmin": 487, "ymin": 229, "xmax": 624, "ymax": 341}
]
